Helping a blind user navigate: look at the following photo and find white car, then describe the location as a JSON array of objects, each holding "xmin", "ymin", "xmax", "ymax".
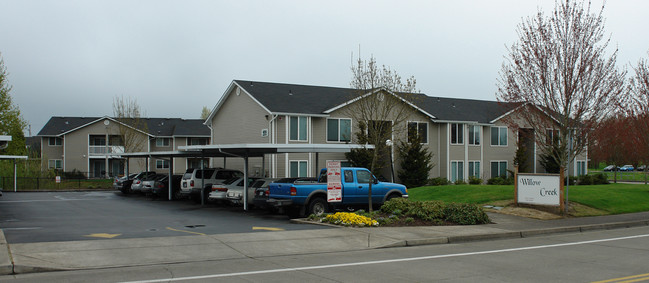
[
  {"xmin": 224, "ymin": 177, "xmax": 263, "ymax": 205},
  {"xmin": 207, "ymin": 177, "xmax": 242, "ymax": 202}
]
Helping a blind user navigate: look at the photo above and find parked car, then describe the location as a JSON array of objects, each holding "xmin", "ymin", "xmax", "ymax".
[
  {"xmin": 180, "ymin": 168, "xmax": 243, "ymax": 201},
  {"xmin": 619, "ymin": 165, "xmax": 635, "ymax": 171},
  {"xmin": 140, "ymin": 174, "xmax": 168, "ymax": 194},
  {"xmin": 208, "ymin": 177, "xmax": 242, "ymax": 202},
  {"xmin": 602, "ymin": 165, "xmax": 619, "ymax": 172},
  {"xmin": 253, "ymin": 178, "xmax": 313, "ymax": 209},
  {"xmin": 114, "ymin": 172, "xmax": 155, "ymax": 194},
  {"xmin": 224, "ymin": 177, "xmax": 263, "ymax": 206},
  {"xmin": 637, "ymin": 165, "xmax": 647, "ymax": 171},
  {"xmin": 150, "ymin": 174, "xmax": 183, "ymax": 199},
  {"xmin": 131, "ymin": 173, "xmax": 161, "ymax": 193}
]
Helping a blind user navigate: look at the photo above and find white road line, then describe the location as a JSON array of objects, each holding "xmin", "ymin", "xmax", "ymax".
[
  {"xmin": 0, "ymin": 199, "xmax": 103, "ymax": 203},
  {"xmin": 119, "ymin": 233, "xmax": 649, "ymax": 283},
  {"xmin": 1, "ymin": 227, "xmax": 41, "ymax": 230}
]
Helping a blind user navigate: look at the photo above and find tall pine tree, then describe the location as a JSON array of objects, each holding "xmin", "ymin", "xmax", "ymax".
[{"xmin": 396, "ymin": 132, "xmax": 433, "ymax": 188}]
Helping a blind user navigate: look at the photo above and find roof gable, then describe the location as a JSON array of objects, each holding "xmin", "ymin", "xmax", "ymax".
[{"xmin": 37, "ymin": 117, "xmax": 209, "ymax": 137}]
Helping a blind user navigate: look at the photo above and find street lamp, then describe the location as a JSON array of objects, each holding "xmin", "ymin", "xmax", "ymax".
[{"xmin": 385, "ymin": 139, "xmax": 394, "ymax": 182}]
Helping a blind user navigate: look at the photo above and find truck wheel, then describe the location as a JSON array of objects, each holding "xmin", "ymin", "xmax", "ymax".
[{"xmin": 307, "ymin": 197, "xmax": 328, "ymax": 216}]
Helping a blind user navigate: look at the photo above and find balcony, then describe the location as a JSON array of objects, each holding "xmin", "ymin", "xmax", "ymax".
[{"xmin": 89, "ymin": 145, "xmax": 125, "ymax": 156}]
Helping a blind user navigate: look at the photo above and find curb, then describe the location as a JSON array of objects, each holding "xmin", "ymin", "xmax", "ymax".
[{"xmin": 0, "ymin": 230, "xmax": 13, "ymax": 275}]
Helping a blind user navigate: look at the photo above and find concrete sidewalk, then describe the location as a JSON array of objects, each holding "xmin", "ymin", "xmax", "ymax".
[{"xmin": 1, "ymin": 211, "xmax": 648, "ymax": 275}]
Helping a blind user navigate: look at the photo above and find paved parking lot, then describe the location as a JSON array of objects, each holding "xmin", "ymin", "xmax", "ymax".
[{"xmin": 0, "ymin": 191, "xmax": 329, "ymax": 244}]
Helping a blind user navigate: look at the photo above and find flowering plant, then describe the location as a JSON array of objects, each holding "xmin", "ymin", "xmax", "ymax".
[{"xmin": 322, "ymin": 212, "xmax": 379, "ymax": 227}]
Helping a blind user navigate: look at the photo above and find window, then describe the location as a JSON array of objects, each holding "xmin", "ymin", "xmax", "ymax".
[
  {"xmin": 490, "ymin": 161, "xmax": 508, "ymax": 178},
  {"xmin": 188, "ymin": 138, "xmax": 208, "ymax": 145},
  {"xmin": 408, "ymin": 122, "xmax": 428, "ymax": 143},
  {"xmin": 468, "ymin": 161, "xmax": 480, "ymax": 178},
  {"xmin": 450, "ymin": 161, "xmax": 464, "ymax": 182},
  {"xmin": 450, "ymin": 123, "xmax": 463, "ymax": 145},
  {"xmin": 48, "ymin": 159, "xmax": 62, "ymax": 169},
  {"xmin": 577, "ymin": 161, "xmax": 587, "ymax": 176},
  {"xmin": 327, "ymin": 118, "xmax": 351, "ymax": 142},
  {"xmin": 156, "ymin": 138, "xmax": 171, "ymax": 147},
  {"xmin": 546, "ymin": 129, "xmax": 560, "ymax": 145},
  {"xmin": 490, "ymin": 126, "xmax": 508, "ymax": 146},
  {"xmin": 468, "ymin": 125, "xmax": 480, "ymax": 145},
  {"xmin": 187, "ymin": 158, "xmax": 209, "ymax": 169},
  {"xmin": 156, "ymin": 160, "xmax": 170, "ymax": 169},
  {"xmin": 48, "ymin": 137, "xmax": 62, "ymax": 146},
  {"xmin": 343, "ymin": 170, "xmax": 354, "ymax": 183},
  {"xmin": 289, "ymin": 116, "xmax": 308, "ymax": 141},
  {"xmin": 357, "ymin": 170, "xmax": 372, "ymax": 184},
  {"xmin": 289, "ymin": 161, "xmax": 308, "ymax": 177}
]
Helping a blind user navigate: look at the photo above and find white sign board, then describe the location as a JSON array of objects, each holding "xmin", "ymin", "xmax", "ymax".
[
  {"xmin": 517, "ymin": 174, "xmax": 560, "ymax": 206},
  {"xmin": 55, "ymin": 176, "xmax": 61, "ymax": 184},
  {"xmin": 326, "ymin": 161, "xmax": 342, "ymax": 202}
]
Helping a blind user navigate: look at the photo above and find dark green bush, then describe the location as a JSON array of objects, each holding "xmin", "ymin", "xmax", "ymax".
[
  {"xmin": 468, "ymin": 176, "xmax": 483, "ymax": 185},
  {"xmin": 578, "ymin": 174, "xmax": 593, "ymax": 185},
  {"xmin": 443, "ymin": 203, "xmax": 490, "ymax": 225},
  {"xmin": 593, "ymin": 173, "xmax": 609, "ymax": 185},
  {"xmin": 487, "ymin": 176, "xmax": 513, "ymax": 185},
  {"xmin": 380, "ymin": 198, "xmax": 411, "ymax": 214},
  {"xmin": 454, "ymin": 179, "xmax": 466, "ymax": 185},
  {"xmin": 428, "ymin": 177, "xmax": 450, "ymax": 186}
]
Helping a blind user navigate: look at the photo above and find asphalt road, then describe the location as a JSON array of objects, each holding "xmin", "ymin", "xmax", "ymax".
[
  {"xmin": 2, "ymin": 224, "xmax": 648, "ymax": 282},
  {"xmin": 0, "ymin": 191, "xmax": 329, "ymax": 243}
]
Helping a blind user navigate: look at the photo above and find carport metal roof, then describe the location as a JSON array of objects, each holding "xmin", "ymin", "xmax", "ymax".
[{"xmin": 117, "ymin": 143, "xmax": 374, "ymax": 209}]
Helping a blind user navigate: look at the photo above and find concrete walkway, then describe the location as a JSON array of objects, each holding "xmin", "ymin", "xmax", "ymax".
[{"xmin": 1, "ymin": 211, "xmax": 648, "ymax": 275}]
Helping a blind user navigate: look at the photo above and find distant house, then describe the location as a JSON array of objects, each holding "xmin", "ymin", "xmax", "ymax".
[
  {"xmin": 204, "ymin": 80, "xmax": 588, "ymax": 182},
  {"xmin": 37, "ymin": 116, "xmax": 210, "ymax": 178}
]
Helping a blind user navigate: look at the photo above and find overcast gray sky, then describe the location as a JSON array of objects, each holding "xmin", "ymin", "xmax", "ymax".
[{"xmin": 1, "ymin": 0, "xmax": 648, "ymax": 136}]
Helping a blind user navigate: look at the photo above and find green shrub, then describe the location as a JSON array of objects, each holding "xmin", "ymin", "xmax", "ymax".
[
  {"xmin": 428, "ymin": 177, "xmax": 450, "ymax": 186},
  {"xmin": 454, "ymin": 179, "xmax": 466, "ymax": 185},
  {"xmin": 487, "ymin": 177, "xmax": 505, "ymax": 185},
  {"xmin": 443, "ymin": 203, "xmax": 490, "ymax": 225},
  {"xmin": 380, "ymin": 198, "xmax": 411, "ymax": 214},
  {"xmin": 404, "ymin": 217, "xmax": 415, "ymax": 224},
  {"xmin": 408, "ymin": 201, "xmax": 445, "ymax": 221},
  {"xmin": 578, "ymin": 174, "xmax": 593, "ymax": 185},
  {"xmin": 593, "ymin": 173, "xmax": 609, "ymax": 185},
  {"xmin": 468, "ymin": 176, "xmax": 483, "ymax": 185}
]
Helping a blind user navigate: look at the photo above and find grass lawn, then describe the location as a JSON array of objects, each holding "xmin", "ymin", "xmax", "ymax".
[{"xmin": 409, "ymin": 183, "xmax": 649, "ymax": 215}]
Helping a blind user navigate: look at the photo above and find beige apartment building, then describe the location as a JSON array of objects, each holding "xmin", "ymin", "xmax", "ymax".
[
  {"xmin": 37, "ymin": 116, "xmax": 210, "ymax": 178},
  {"xmin": 204, "ymin": 80, "xmax": 588, "ymax": 182}
]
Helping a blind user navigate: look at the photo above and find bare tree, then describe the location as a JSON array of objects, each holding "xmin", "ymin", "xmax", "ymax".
[
  {"xmin": 112, "ymin": 96, "xmax": 148, "ymax": 169},
  {"xmin": 497, "ymin": 0, "xmax": 626, "ymax": 172},
  {"xmin": 627, "ymin": 52, "xmax": 649, "ymax": 180},
  {"xmin": 344, "ymin": 55, "xmax": 419, "ymax": 212}
]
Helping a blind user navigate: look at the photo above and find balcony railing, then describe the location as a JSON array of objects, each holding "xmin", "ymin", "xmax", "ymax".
[{"xmin": 89, "ymin": 145, "xmax": 125, "ymax": 155}]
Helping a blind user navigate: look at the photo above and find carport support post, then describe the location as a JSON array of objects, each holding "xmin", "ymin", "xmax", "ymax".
[
  {"xmin": 168, "ymin": 157, "xmax": 173, "ymax": 201},
  {"xmin": 13, "ymin": 159, "xmax": 17, "ymax": 192},
  {"xmin": 243, "ymin": 156, "xmax": 249, "ymax": 211},
  {"xmin": 201, "ymin": 153, "xmax": 205, "ymax": 206}
]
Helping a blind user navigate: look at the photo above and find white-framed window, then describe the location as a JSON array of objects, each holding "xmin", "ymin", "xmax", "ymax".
[
  {"xmin": 156, "ymin": 138, "xmax": 171, "ymax": 147},
  {"xmin": 490, "ymin": 161, "xmax": 508, "ymax": 178},
  {"xmin": 156, "ymin": 159, "xmax": 170, "ymax": 169},
  {"xmin": 490, "ymin": 126, "xmax": 508, "ymax": 146},
  {"xmin": 468, "ymin": 125, "xmax": 480, "ymax": 145},
  {"xmin": 450, "ymin": 123, "xmax": 463, "ymax": 145},
  {"xmin": 577, "ymin": 160, "xmax": 587, "ymax": 176},
  {"xmin": 188, "ymin": 137, "xmax": 209, "ymax": 145},
  {"xmin": 450, "ymin": 161, "xmax": 464, "ymax": 182},
  {"xmin": 187, "ymin": 158, "xmax": 209, "ymax": 169},
  {"xmin": 289, "ymin": 116, "xmax": 308, "ymax": 141},
  {"xmin": 48, "ymin": 159, "xmax": 62, "ymax": 169},
  {"xmin": 408, "ymin": 121, "xmax": 428, "ymax": 143},
  {"xmin": 49, "ymin": 137, "xmax": 62, "ymax": 146},
  {"xmin": 289, "ymin": 160, "xmax": 308, "ymax": 177},
  {"xmin": 327, "ymin": 118, "xmax": 352, "ymax": 142},
  {"xmin": 468, "ymin": 161, "xmax": 480, "ymax": 178}
]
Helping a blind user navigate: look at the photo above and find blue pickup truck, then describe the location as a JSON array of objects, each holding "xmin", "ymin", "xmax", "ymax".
[{"xmin": 267, "ymin": 167, "xmax": 408, "ymax": 217}]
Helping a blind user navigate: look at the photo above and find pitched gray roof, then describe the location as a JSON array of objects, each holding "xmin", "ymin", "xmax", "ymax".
[
  {"xmin": 235, "ymin": 80, "xmax": 518, "ymax": 124},
  {"xmin": 37, "ymin": 117, "xmax": 210, "ymax": 137}
]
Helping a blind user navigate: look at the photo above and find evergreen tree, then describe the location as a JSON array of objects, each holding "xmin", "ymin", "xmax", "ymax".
[
  {"xmin": 0, "ymin": 53, "xmax": 27, "ymax": 156},
  {"xmin": 396, "ymin": 133, "xmax": 433, "ymax": 188}
]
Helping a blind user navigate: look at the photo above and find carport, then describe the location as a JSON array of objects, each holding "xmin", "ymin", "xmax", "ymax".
[{"xmin": 120, "ymin": 143, "xmax": 373, "ymax": 211}]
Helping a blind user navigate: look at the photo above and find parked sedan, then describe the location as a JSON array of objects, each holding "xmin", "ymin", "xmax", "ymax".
[
  {"xmin": 637, "ymin": 165, "xmax": 647, "ymax": 171},
  {"xmin": 131, "ymin": 173, "xmax": 161, "ymax": 193},
  {"xmin": 602, "ymin": 165, "xmax": 619, "ymax": 172},
  {"xmin": 140, "ymin": 174, "xmax": 168, "ymax": 194},
  {"xmin": 207, "ymin": 177, "xmax": 241, "ymax": 203},
  {"xmin": 115, "ymin": 172, "xmax": 156, "ymax": 194},
  {"xmin": 150, "ymin": 175, "xmax": 183, "ymax": 199},
  {"xmin": 224, "ymin": 177, "xmax": 265, "ymax": 206},
  {"xmin": 619, "ymin": 165, "xmax": 635, "ymax": 171}
]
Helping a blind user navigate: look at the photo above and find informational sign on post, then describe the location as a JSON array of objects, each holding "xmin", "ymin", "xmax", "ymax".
[
  {"xmin": 326, "ymin": 161, "xmax": 342, "ymax": 202},
  {"xmin": 516, "ymin": 173, "xmax": 560, "ymax": 206},
  {"xmin": 55, "ymin": 176, "xmax": 61, "ymax": 184}
]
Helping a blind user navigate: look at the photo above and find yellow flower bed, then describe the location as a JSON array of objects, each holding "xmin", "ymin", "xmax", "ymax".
[{"xmin": 324, "ymin": 212, "xmax": 379, "ymax": 227}]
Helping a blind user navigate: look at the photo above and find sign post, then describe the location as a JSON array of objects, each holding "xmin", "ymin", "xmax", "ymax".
[{"xmin": 326, "ymin": 161, "xmax": 342, "ymax": 203}]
